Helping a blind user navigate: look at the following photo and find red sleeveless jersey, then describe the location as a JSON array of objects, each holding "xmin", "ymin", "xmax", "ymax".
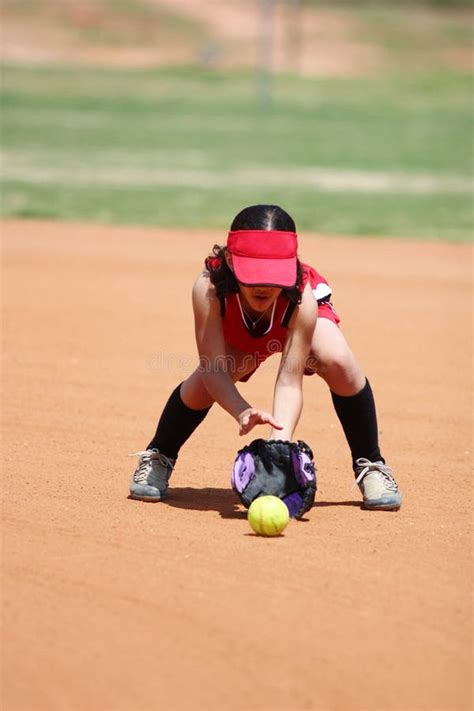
[{"xmin": 222, "ymin": 263, "xmax": 332, "ymax": 362}]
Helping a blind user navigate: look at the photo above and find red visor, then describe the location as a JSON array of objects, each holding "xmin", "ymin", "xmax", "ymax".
[{"xmin": 227, "ymin": 230, "xmax": 298, "ymax": 288}]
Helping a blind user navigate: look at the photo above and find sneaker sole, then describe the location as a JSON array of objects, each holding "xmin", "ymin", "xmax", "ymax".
[
  {"xmin": 129, "ymin": 491, "xmax": 168, "ymax": 502},
  {"xmin": 362, "ymin": 501, "xmax": 401, "ymax": 511}
]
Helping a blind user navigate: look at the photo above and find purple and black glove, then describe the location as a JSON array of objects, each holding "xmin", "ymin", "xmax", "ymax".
[{"xmin": 231, "ymin": 439, "xmax": 317, "ymax": 519}]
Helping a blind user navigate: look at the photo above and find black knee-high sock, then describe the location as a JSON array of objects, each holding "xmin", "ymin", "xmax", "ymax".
[
  {"xmin": 147, "ymin": 383, "xmax": 212, "ymax": 460},
  {"xmin": 330, "ymin": 379, "xmax": 384, "ymax": 470}
]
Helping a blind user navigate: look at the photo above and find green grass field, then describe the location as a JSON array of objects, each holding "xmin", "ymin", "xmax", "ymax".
[{"xmin": 1, "ymin": 64, "xmax": 472, "ymax": 240}]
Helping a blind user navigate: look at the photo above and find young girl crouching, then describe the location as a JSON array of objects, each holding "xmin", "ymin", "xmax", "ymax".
[{"xmin": 130, "ymin": 204, "xmax": 401, "ymax": 512}]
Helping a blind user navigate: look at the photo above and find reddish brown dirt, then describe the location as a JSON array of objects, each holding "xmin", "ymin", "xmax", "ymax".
[{"xmin": 2, "ymin": 220, "xmax": 472, "ymax": 711}]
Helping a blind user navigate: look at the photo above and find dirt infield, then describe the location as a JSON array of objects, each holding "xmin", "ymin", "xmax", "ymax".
[{"xmin": 2, "ymin": 220, "xmax": 472, "ymax": 711}]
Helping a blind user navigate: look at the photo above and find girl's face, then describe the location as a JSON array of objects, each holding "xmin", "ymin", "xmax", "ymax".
[
  {"xmin": 224, "ymin": 250, "xmax": 282, "ymax": 313},
  {"xmin": 238, "ymin": 284, "xmax": 282, "ymax": 313}
]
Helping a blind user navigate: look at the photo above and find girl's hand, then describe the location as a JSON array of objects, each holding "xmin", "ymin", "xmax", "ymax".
[{"xmin": 238, "ymin": 408, "xmax": 283, "ymax": 436}]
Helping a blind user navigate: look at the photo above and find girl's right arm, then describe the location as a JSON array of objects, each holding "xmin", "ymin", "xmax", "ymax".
[{"xmin": 192, "ymin": 273, "xmax": 282, "ymax": 436}]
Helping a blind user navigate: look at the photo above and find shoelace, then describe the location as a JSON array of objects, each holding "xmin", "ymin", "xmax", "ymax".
[
  {"xmin": 129, "ymin": 449, "xmax": 175, "ymax": 483},
  {"xmin": 351, "ymin": 459, "xmax": 398, "ymax": 492}
]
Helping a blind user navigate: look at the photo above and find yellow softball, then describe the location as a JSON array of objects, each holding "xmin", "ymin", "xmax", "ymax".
[{"xmin": 247, "ymin": 496, "xmax": 290, "ymax": 536}]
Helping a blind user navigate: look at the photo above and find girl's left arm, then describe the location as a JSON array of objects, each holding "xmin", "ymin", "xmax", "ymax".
[{"xmin": 269, "ymin": 284, "xmax": 317, "ymax": 440}]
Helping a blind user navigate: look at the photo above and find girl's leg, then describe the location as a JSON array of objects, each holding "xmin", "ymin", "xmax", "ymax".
[
  {"xmin": 309, "ymin": 318, "xmax": 383, "ymax": 466},
  {"xmin": 130, "ymin": 351, "xmax": 255, "ymax": 501},
  {"xmin": 146, "ymin": 379, "xmax": 212, "ymax": 460},
  {"xmin": 130, "ymin": 349, "xmax": 258, "ymax": 501},
  {"xmin": 147, "ymin": 348, "xmax": 258, "ymax": 460},
  {"xmin": 129, "ymin": 375, "xmax": 210, "ymax": 501},
  {"xmin": 309, "ymin": 317, "xmax": 402, "ymax": 510}
]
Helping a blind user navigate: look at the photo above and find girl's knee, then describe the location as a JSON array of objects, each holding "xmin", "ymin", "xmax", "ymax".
[
  {"xmin": 181, "ymin": 369, "xmax": 215, "ymax": 409},
  {"xmin": 316, "ymin": 350, "xmax": 353, "ymax": 374},
  {"xmin": 315, "ymin": 349, "xmax": 364, "ymax": 390}
]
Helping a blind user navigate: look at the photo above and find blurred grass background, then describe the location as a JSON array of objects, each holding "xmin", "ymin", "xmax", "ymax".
[{"xmin": 1, "ymin": 0, "xmax": 473, "ymax": 240}]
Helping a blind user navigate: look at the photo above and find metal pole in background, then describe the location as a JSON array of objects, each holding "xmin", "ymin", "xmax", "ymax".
[
  {"xmin": 286, "ymin": 0, "xmax": 302, "ymax": 75},
  {"xmin": 258, "ymin": 0, "xmax": 276, "ymax": 108}
]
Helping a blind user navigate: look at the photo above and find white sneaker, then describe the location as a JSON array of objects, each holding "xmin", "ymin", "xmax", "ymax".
[
  {"xmin": 353, "ymin": 458, "xmax": 402, "ymax": 511},
  {"xmin": 129, "ymin": 449, "xmax": 175, "ymax": 501}
]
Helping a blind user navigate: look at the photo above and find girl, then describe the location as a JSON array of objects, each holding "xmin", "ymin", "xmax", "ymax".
[{"xmin": 130, "ymin": 205, "xmax": 401, "ymax": 511}]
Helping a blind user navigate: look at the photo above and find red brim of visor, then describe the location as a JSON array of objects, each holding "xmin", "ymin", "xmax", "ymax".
[
  {"xmin": 231, "ymin": 254, "xmax": 297, "ymax": 288},
  {"xmin": 227, "ymin": 230, "xmax": 298, "ymax": 288}
]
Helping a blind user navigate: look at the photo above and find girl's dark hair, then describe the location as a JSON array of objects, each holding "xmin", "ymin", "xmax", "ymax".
[
  {"xmin": 205, "ymin": 204, "xmax": 303, "ymax": 307},
  {"xmin": 230, "ymin": 204, "xmax": 296, "ymax": 232}
]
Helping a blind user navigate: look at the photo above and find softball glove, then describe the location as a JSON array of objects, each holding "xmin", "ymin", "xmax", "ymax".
[{"xmin": 231, "ymin": 439, "xmax": 317, "ymax": 519}]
